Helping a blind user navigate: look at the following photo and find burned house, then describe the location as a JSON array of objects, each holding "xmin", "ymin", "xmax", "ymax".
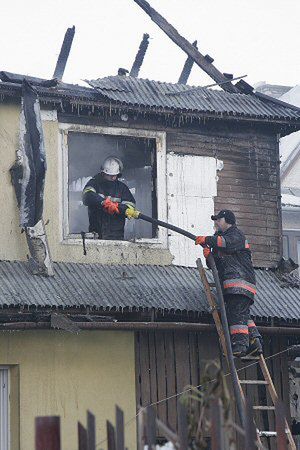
[
  {"xmin": 0, "ymin": 3, "xmax": 300, "ymax": 448},
  {"xmin": 0, "ymin": 69, "xmax": 300, "ymax": 449}
]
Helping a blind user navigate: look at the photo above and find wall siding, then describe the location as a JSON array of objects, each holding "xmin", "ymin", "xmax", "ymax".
[
  {"xmin": 135, "ymin": 330, "xmax": 220, "ymax": 432},
  {"xmin": 0, "ymin": 330, "xmax": 137, "ymax": 450},
  {"xmin": 167, "ymin": 129, "xmax": 282, "ymax": 268},
  {"xmin": 135, "ymin": 331, "xmax": 291, "ymax": 450}
]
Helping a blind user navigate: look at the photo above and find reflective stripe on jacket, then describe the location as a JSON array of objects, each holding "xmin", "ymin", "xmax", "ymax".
[
  {"xmin": 205, "ymin": 225, "xmax": 256, "ymax": 301},
  {"xmin": 82, "ymin": 174, "xmax": 136, "ymax": 240}
]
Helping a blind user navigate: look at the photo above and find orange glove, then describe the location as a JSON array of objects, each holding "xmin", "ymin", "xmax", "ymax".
[
  {"xmin": 203, "ymin": 247, "xmax": 211, "ymax": 259},
  {"xmin": 102, "ymin": 198, "xmax": 120, "ymax": 215},
  {"xmin": 195, "ymin": 236, "xmax": 206, "ymax": 246}
]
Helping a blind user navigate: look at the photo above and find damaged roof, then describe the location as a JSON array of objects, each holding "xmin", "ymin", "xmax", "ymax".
[
  {"xmin": 87, "ymin": 75, "xmax": 300, "ymax": 121},
  {"xmin": 1, "ymin": 71, "xmax": 300, "ymax": 125},
  {"xmin": 0, "ymin": 260, "xmax": 299, "ymax": 323}
]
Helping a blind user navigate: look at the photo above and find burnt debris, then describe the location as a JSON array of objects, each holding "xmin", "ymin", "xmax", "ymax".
[
  {"xmin": 53, "ymin": 25, "xmax": 76, "ymax": 80},
  {"xmin": 130, "ymin": 33, "xmax": 150, "ymax": 77}
]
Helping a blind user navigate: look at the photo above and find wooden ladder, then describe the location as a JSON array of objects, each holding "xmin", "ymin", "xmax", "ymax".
[{"xmin": 196, "ymin": 258, "xmax": 296, "ymax": 450}]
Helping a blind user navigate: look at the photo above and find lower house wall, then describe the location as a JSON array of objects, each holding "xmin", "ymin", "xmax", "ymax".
[
  {"xmin": 0, "ymin": 330, "xmax": 136, "ymax": 450},
  {"xmin": 135, "ymin": 330, "xmax": 293, "ymax": 449},
  {"xmin": 135, "ymin": 330, "xmax": 220, "ymax": 432}
]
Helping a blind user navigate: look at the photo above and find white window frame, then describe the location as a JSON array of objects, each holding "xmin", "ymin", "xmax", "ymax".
[
  {"xmin": 298, "ymin": 240, "xmax": 300, "ymax": 277},
  {"xmin": 58, "ymin": 123, "xmax": 168, "ymax": 248},
  {"xmin": 0, "ymin": 366, "xmax": 10, "ymax": 450}
]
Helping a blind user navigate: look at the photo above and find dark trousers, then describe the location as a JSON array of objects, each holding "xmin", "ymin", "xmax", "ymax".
[{"xmin": 224, "ymin": 294, "xmax": 262, "ymax": 350}]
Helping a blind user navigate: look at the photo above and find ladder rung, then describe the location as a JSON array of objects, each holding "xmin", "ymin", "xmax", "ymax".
[
  {"xmin": 196, "ymin": 267, "xmax": 295, "ymax": 447},
  {"xmin": 258, "ymin": 429, "xmax": 289, "ymax": 437},
  {"xmin": 240, "ymin": 356, "xmax": 260, "ymax": 361},
  {"xmin": 253, "ymin": 406, "xmax": 275, "ymax": 411},
  {"xmin": 258, "ymin": 431, "xmax": 277, "ymax": 437}
]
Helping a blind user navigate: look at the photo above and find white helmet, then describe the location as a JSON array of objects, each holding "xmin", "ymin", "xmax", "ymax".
[{"xmin": 101, "ymin": 157, "xmax": 123, "ymax": 176}]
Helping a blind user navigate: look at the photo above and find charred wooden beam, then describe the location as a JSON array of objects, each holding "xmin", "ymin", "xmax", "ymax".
[
  {"xmin": 204, "ymin": 54, "xmax": 214, "ymax": 63},
  {"xmin": 130, "ymin": 33, "xmax": 150, "ymax": 77},
  {"xmin": 178, "ymin": 40, "xmax": 197, "ymax": 84},
  {"xmin": 0, "ymin": 71, "xmax": 58, "ymax": 87},
  {"xmin": 133, "ymin": 0, "xmax": 239, "ymax": 93},
  {"xmin": 53, "ymin": 26, "xmax": 75, "ymax": 80},
  {"xmin": 118, "ymin": 68, "xmax": 129, "ymax": 76},
  {"xmin": 235, "ymin": 78, "xmax": 254, "ymax": 94}
]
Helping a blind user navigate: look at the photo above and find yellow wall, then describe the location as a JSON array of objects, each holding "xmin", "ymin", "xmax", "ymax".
[
  {"xmin": 0, "ymin": 102, "xmax": 172, "ymax": 265},
  {"xmin": 0, "ymin": 330, "xmax": 136, "ymax": 450},
  {"xmin": 0, "ymin": 103, "xmax": 28, "ymax": 260}
]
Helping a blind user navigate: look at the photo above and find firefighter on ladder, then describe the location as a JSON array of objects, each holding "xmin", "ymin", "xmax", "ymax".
[
  {"xmin": 196, "ymin": 209, "xmax": 263, "ymax": 358},
  {"xmin": 82, "ymin": 156, "xmax": 137, "ymax": 240}
]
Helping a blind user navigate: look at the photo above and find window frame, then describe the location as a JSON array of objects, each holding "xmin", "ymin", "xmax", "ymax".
[
  {"xmin": 58, "ymin": 123, "xmax": 168, "ymax": 248},
  {"xmin": 0, "ymin": 366, "xmax": 10, "ymax": 450}
]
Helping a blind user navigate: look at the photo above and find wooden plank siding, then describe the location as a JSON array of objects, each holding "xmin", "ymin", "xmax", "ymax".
[
  {"xmin": 135, "ymin": 331, "xmax": 292, "ymax": 445},
  {"xmin": 167, "ymin": 129, "xmax": 282, "ymax": 268},
  {"xmin": 135, "ymin": 330, "xmax": 220, "ymax": 433}
]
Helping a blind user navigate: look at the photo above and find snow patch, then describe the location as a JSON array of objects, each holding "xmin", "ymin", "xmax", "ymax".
[
  {"xmin": 281, "ymin": 193, "xmax": 300, "ymax": 207},
  {"xmin": 279, "ymin": 85, "xmax": 300, "ymax": 165},
  {"xmin": 144, "ymin": 443, "xmax": 175, "ymax": 450}
]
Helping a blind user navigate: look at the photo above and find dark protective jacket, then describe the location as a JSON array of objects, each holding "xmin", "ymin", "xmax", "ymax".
[
  {"xmin": 205, "ymin": 225, "xmax": 256, "ymax": 301},
  {"xmin": 82, "ymin": 174, "xmax": 135, "ymax": 240}
]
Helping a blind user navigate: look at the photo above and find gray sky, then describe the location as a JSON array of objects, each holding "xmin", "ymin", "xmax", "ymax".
[{"xmin": 1, "ymin": 0, "xmax": 299, "ymax": 87}]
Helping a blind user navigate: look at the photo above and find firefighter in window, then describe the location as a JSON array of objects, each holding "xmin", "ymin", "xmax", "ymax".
[{"xmin": 82, "ymin": 156, "xmax": 136, "ymax": 240}]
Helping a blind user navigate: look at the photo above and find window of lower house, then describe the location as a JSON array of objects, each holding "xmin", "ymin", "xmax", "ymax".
[
  {"xmin": 60, "ymin": 125, "xmax": 167, "ymax": 244},
  {"xmin": 282, "ymin": 233, "xmax": 300, "ymax": 276},
  {"xmin": 0, "ymin": 367, "xmax": 9, "ymax": 450},
  {"xmin": 283, "ymin": 235, "xmax": 289, "ymax": 259},
  {"xmin": 298, "ymin": 240, "xmax": 300, "ymax": 275}
]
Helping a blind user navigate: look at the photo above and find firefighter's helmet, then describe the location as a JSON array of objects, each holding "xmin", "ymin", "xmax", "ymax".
[{"xmin": 101, "ymin": 157, "xmax": 123, "ymax": 176}]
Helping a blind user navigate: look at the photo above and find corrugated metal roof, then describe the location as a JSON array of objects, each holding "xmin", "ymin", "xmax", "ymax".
[
  {"xmin": 0, "ymin": 78, "xmax": 97, "ymax": 102},
  {"xmin": 87, "ymin": 76, "xmax": 300, "ymax": 121},
  {"xmin": 1, "ymin": 72, "xmax": 300, "ymax": 123},
  {"xmin": 0, "ymin": 261, "xmax": 299, "ymax": 322}
]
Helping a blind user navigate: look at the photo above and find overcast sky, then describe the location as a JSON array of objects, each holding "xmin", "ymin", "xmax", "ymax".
[{"xmin": 1, "ymin": 0, "xmax": 299, "ymax": 88}]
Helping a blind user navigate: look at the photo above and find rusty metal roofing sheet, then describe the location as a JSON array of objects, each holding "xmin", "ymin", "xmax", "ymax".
[
  {"xmin": 0, "ymin": 261, "xmax": 299, "ymax": 322},
  {"xmin": 87, "ymin": 76, "xmax": 300, "ymax": 121}
]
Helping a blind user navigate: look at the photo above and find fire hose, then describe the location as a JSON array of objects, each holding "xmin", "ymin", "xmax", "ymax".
[
  {"xmin": 81, "ymin": 211, "xmax": 246, "ymax": 426},
  {"xmin": 137, "ymin": 213, "xmax": 246, "ymax": 427}
]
